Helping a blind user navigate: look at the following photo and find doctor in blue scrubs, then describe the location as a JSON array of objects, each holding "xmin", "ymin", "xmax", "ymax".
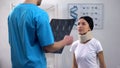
[{"xmin": 8, "ymin": 0, "xmax": 73, "ymax": 68}]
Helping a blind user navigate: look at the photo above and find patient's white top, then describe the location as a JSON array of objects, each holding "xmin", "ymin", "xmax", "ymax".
[{"xmin": 70, "ymin": 38, "xmax": 103, "ymax": 68}]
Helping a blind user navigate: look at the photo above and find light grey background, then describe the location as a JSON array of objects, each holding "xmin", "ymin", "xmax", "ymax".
[{"xmin": 0, "ymin": 0, "xmax": 120, "ymax": 68}]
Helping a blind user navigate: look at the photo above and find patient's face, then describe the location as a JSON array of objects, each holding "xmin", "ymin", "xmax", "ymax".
[{"xmin": 77, "ymin": 19, "xmax": 91, "ymax": 35}]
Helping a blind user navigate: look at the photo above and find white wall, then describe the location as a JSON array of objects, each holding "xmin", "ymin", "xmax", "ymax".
[
  {"xmin": 0, "ymin": 0, "xmax": 11, "ymax": 68},
  {"xmin": 0, "ymin": 0, "xmax": 120, "ymax": 68}
]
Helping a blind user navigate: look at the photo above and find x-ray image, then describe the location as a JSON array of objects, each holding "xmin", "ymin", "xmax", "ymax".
[{"xmin": 50, "ymin": 19, "xmax": 75, "ymax": 53}]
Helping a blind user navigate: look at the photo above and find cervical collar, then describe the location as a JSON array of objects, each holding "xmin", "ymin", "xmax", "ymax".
[{"xmin": 79, "ymin": 31, "xmax": 93, "ymax": 43}]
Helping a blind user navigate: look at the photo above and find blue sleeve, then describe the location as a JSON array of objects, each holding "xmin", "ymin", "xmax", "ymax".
[{"xmin": 35, "ymin": 12, "xmax": 54, "ymax": 47}]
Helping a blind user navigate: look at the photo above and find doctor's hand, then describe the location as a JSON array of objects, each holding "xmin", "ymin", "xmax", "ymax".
[{"xmin": 63, "ymin": 35, "xmax": 73, "ymax": 45}]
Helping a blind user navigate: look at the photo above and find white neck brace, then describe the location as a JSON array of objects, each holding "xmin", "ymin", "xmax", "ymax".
[{"xmin": 79, "ymin": 31, "xmax": 93, "ymax": 43}]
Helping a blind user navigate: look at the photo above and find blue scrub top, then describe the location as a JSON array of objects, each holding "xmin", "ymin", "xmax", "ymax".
[{"xmin": 8, "ymin": 3, "xmax": 54, "ymax": 68}]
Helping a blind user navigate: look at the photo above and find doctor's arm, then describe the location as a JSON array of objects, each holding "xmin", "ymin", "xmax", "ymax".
[{"xmin": 44, "ymin": 35, "xmax": 73, "ymax": 52}]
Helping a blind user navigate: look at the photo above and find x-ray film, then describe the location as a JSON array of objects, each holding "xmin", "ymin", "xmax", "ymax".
[{"xmin": 50, "ymin": 19, "xmax": 75, "ymax": 53}]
